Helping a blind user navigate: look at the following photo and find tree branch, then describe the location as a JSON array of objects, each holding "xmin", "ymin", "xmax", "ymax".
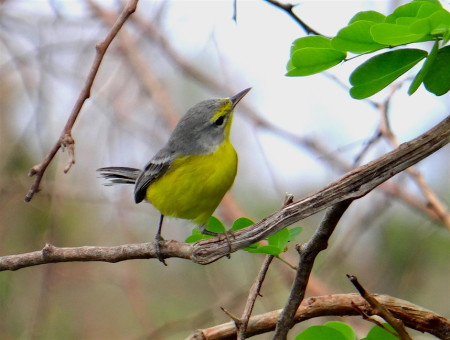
[
  {"xmin": 273, "ymin": 200, "xmax": 352, "ymax": 339},
  {"xmin": 2, "ymin": 115, "xmax": 449, "ymax": 271},
  {"xmin": 185, "ymin": 294, "xmax": 450, "ymax": 340},
  {"xmin": 24, "ymin": 0, "xmax": 139, "ymax": 202}
]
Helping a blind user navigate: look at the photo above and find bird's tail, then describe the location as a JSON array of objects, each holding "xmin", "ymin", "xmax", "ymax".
[{"xmin": 97, "ymin": 167, "xmax": 141, "ymax": 185}]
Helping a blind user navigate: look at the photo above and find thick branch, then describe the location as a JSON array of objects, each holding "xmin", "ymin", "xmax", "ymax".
[
  {"xmin": 2, "ymin": 115, "xmax": 449, "ymax": 271},
  {"xmin": 185, "ymin": 294, "xmax": 450, "ymax": 340}
]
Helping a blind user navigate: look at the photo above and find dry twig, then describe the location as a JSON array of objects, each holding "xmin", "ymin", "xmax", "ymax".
[
  {"xmin": 24, "ymin": 0, "xmax": 139, "ymax": 202},
  {"xmin": 348, "ymin": 275, "xmax": 413, "ymax": 340}
]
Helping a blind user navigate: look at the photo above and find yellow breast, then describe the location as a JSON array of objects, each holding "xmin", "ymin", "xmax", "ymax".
[{"xmin": 146, "ymin": 141, "xmax": 238, "ymax": 225}]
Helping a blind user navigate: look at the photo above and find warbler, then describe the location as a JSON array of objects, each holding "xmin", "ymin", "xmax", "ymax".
[{"xmin": 98, "ymin": 88, "xmax": 251, "ymax": 262}]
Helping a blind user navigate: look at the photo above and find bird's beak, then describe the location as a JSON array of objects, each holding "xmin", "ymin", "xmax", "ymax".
[{"xmin": 230, "ymin": 88, "xmax": 251, "ymax": 108}]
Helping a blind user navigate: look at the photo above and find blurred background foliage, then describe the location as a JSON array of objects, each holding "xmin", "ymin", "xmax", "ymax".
[{"xmin": 0, "ymin": 0, "xmax": 448, "ymax": 339}]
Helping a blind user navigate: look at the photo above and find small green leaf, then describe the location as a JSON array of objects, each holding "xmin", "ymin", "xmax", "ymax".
[
  {"xmin": 287, "ymin": 48, "xmax": 346, "ymax": 76},
  {"xmin": 371, "ymin": 23, "xmax": 426, "ymax": 45},
  {"xmin": 349, "ymin": 11, "xmax": 386, "ymax": 24},
  {"xmin": 385, "ymin": 1, "xmax": 440, "ymax": 24},
  {"xmin": 295, "ymin": 325, "xmax": 348, "ymax": 340},
  {"xmin": 361, "ymin": 323, "xmax": 398, "ymax": 340},
  {"xmin": 286, "ymin": 59, "xmax": 295, "ymax": 72},
  {"xmin": 350, "ymin": 48, "xmax": 427, "ymax": 99},
  {"xmin": 231, "ymin": 217, "xmax": 254, "ymax": 231},
  {"xmin": 288, "ymin": 227, "xmax": 303, "ymax": 241},
  {"xmin": 324, "ymin": 322, "xmax": 356, "ymax": 340},
  {"xmin": 245, "ymin": 245, "xmax": 282, "ymax": 255},
  {"xmin": 206, "ymin": 216, "xmax": 226, "ymax": 233},
  {"xmin": 408, "ymin": 40, "xmax": 439, "ymax": 94},
  {"xmin": 185, "ymin": 234, "xmax": 204, "ymax": 243},
  {"xmin": 244, "ymin": 242, "xmax": 259, "ymax": 250},
  {"xmin": 410, "ymin": 9, "xmax": 450, "ymax": 36},
  {"xmin": 424, "ymin": 45, "xmax": 450, "ymax": 95},
  {"xmin": 268, "ymin": 228, "xmax": 290, "ymax": 251},
  {"xmin": 291, "ymin": 36, "xmax": 332, "ymax": 52},
  {"xmin": 332, "ymin": 21, "xmax": 386, "ymax": 53},
  {"xmin": 185, "ymin": 229, "xmax": 208, "ymax": 243}
]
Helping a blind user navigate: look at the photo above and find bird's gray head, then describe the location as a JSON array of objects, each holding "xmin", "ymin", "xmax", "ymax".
[{"xmin": 167, "ymin": 88, "xmax": 251, "ymax": 155}]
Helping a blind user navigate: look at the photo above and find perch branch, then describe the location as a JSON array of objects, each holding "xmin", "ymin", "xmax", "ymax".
[{"xmin": 2, "ymin": 116, "xmax": 449, "ymax": 271}]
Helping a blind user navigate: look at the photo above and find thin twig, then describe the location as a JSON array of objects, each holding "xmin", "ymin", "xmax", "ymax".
[
  {"xmin": 24, "ymin": 0, "xmax": 139, "ymax": 202},
  {"xmin": 273, "ymin": 199, "xmax": 353, "ymax": 339},
  {"xmin": 237, "ymin": 256, "xmax": 274, "ymax": 339},
  {"xmin": 236, "ymin": 195, "xmax": 293, "ymax": 339},
  {"xmin": 348, "ymin": 275, "xmax": 413, "ymax": 340},
  {"xmin": 262, "ymin": 0, "xmax": 322, "ymax": 36},
  {"xmin": 351, "ymin": 301, "xmax": 404, "ymax": 337}
]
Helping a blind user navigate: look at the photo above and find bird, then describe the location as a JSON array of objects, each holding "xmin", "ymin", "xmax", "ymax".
[{"xmin": 97, "ymin": 88, "xmax": 251, "ymax": 263}]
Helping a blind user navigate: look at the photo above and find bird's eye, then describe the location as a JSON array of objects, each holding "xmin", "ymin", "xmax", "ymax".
[{"xmin": 214, "ymin": 116, "xmax": 225, "ymax": 126}]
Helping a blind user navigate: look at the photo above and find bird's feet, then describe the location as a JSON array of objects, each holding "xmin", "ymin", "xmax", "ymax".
[{"xmin": 154, "ymin": 233, "xmax": 167, "ymax": 266}]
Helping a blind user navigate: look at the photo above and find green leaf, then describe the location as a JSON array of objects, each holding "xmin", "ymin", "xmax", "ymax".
[
  {"xmin": 185, "ymin": 234, "xmax": 204, "ymax": 243},
  {"xmin": 423, "ymin": 45, "xmax": 450, "ymax": 95},
  {"xmin": 386, "ymin": 1, "xmax": 440, "ymax": 24},
  {"xmin": 295, "ymin": 325, "xmax": 348, "ymax": 340},
  {"xmin": 410, "ymin": 9, "xmax": 450, "ymax": 37},
  {"xmin": 349, "ymin": 11, "xmax": 386, "ymax": 24},
  {"xmin": 350, "ymin": 48, "xmax": 427, "ymax": 99},
  {"xmin": 408, "ymin": 40, "xmax": 439, "ymax": 94},
  {"xmin": 324, "ymin": 322, "xmax": 356, "ymax": 340},
  {"xmin": 413, "ymin": 0, "xmax": 442, "ymax": 7},
  {"xmin": 361, "ymin": 323, "xmax": 398, "ymax": 340},
  {"xmin": 288, "ymin": 227, "xmax": 303, "ymax": 241},
  {"xmin": 231, "ymin": 217, "xmax": 254, "ymax": 231},
  {"xmin": 371, "ymin": 23, "xmax": 427, "ymax": 45},
  {"xmin": 185, "ymin": 216, "xmax": 226, "ymax": 243},
  {"xmin": 206, "ymin": 216, "xmax": 226, "ymax": 233},
  {"xmin": 185, "ymin": 229, "xmax": 207, "ymax": 243},
  {"xmin": 268, "ymin": 227, "xmax": 290, "ymax": 250},
  {"xmin": 291, "ymin": 36, "xmax": 332, "ymax": 52},
  {"xmin": 287, "ymin": 48, "xmax": 346, "ymax": 76},
  {"xmin": 245, "ymin": 245, "xmax": 282, "ymax": 255},
  {"xmin": 332, "ymin": 21, "xmax": 386, "ymax": 53},
  {"xmin": 286, "ymin": 59, "xmax": 295, "ymax": 72}
]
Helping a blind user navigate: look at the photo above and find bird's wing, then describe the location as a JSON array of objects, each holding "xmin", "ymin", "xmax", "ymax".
[{"xmin": 134, "ymin": 151, "xmax": 174, "ymax": 204}]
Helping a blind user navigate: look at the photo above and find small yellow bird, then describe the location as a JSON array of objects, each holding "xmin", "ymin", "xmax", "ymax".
[{"xmin": 98, "ymin": 88, "xmax": 251, "ymax": 262}]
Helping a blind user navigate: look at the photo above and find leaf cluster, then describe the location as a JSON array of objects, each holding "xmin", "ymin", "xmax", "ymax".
[
  {"xmin": 186, "ymin": 216, "xmax": 302, "ymax": 256},
  {"xmin": 287, "ymin": 0, "xmax": 450, "ymax": 98}
]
